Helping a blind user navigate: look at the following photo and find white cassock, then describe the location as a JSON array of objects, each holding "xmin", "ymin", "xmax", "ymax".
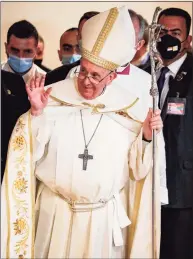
[
  {"xmin": 1, "ymin": 76, "xmax": 167, "ymax": 259},
  {"xmin": 67, "ymin": 63, "xmax": 168, "ymax": 203},
  {"xmin": 1, "ymin": 61, "xmax": 46, "ymax": 84}
]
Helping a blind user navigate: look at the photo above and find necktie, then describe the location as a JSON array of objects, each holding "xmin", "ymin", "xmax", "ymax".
[{"xmin": 157, "ymin": 67, "xmax": 169, "ymax": 108}]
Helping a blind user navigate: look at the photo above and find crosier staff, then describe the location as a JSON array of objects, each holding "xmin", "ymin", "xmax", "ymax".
[{"xmin": 148, "ymin": 6, "xmax": 163, "ymax": 259}]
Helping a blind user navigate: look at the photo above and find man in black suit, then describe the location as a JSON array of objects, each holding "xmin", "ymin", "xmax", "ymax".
[
  {"xmin": 1, "ymin": 70, "xmax": 30, "ymax": 179},
  {"xmin": 153, "ymin": 8, "xmax": 193, "ymax": 259},
  {"xmin": 45, "ymin": 11, "xmax": 99, "ymax": 86}
]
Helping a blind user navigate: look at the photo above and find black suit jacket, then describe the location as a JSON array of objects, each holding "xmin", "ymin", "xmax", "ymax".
[
  {"xmin": 161, "ymin": 53, "xmax": 193, "ymax": 208},
  {"xmin": 145, "ymin": 53, "xmax": 193, "ymax": 207},
  {"xmin": 1, "ymin": 70, "xmax": 30, "ymax": 178},
  {"xmin": 45, "ymin": 60, "xmax": 80, "ymax": 86}
]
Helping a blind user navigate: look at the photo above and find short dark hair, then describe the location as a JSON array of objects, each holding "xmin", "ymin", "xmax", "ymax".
[
  {"xmin": 158, "ymin": 8, "xmax": 191, "ymax": 36},
  {"xmin": 65, "ymin": 27, "xmax": 78, "ymax": 33},
  {"xmin": 7, "ymin": 20, "xmax": 38, "ymax": 45},
  {"xmin": 78, "ymin": 11, "xmax": 100, "ymax": 29},
  {"xmin": 60, "ymin": 28, "xmax": 78, "ymax": 44}
]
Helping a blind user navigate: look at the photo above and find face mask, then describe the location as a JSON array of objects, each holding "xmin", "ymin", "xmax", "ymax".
[
  {"xmin": 8, "ymin": 55, "xmax": 33, "ymax": 73},
  {"xmin": 62, "ymin": 54, "xmax": 81, "ymax": 65},
  {"xmin": 157, "ymin": 34, "xmax": 182, "ymax": 60}
]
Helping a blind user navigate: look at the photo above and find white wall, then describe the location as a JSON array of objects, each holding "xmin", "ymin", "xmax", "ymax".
[{"xmin": 1, "ymin": 1, "xmax": 192, "ymax": 69}]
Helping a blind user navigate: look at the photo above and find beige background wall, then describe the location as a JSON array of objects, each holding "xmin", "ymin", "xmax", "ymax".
[{"xmin": 1, "ymin": 1, "xmax": 192, "ymax": 69}]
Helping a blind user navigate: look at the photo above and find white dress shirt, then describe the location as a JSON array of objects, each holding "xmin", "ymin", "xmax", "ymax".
[
  {"xmin": 157, "ymin": 53, "xmax": 187, "ymax": 109},
  {"xmin": 1, "ymin": 61, "xmax": 46, "ymax": 84}
]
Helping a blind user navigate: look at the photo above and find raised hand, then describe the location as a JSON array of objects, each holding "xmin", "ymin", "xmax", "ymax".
[{"xmin": 26, "ymin": 75, "xmax": 52, "ymax": 116}]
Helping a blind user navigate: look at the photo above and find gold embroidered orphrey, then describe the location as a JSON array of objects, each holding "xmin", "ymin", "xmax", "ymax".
[
  {"xmin": 92, "ymin": 7, "xmax": 118, "ymax": 55},
  {"xmin": 5, "ymin": 112, "xmax": 35, "ymax": 259}
]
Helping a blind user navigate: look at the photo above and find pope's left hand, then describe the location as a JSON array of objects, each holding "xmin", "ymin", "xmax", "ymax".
[{"xmin": 143, "ymin": 108, "xmax": 163, "ymax": 141}]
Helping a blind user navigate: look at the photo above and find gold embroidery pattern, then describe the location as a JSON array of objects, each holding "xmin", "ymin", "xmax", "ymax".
[
  {"xmin": 15, "ymin": 119, "xmax": 25, "ymax": 132},
  {"xmin": 92, "ymin": 8, "xmax": 118, "ymax": 55},
  {"xmin": 14, "ymin": 218, "xmax": 27, "ymax": 235},
  {"xmin": 7, "ymin": 116, "xmax": 31, "ymax": 258},
  {"xmin": 28, "ymin": 111, "xmax": 35, "ymax": 258},
  {"xmin": 82, "ymin": 47, "xmax": 119, "ymax": 71},
  {"xmin": 50, "ymin": 95, "xmax": 76, "ymax": 107},
  {"xmin": 14, "ymin": 217, "xmax": 29, "ymax": 256},
  {"xmin": 82, "ymin": 102, "xmax": 105, "ymax": 113},
  {"xmin": 115, "ymin": 110, "xmax": 142, "ymax": 124},
  {"xmin": 14, "ymin": 177, "xmax": 28, "ymax": 194},
  {"xmin": 12, "ymin": 136, "xmax": 26, "ymax": 151},
  {"xmin": 115, "ymin": 110, "xmax": 132, "ymax": 119},
  {"xmin": 13, "ymin": 118, "xmax": 29, "ymax": 258}
]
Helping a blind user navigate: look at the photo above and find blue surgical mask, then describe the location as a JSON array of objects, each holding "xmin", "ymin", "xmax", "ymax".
[
  {"xmin": 8, "ymin": 55, "xmax": 33, "ymax": 73},
  {"xmin": 62, "ymin": 54, "xmax": 81, "ymax": 65}
]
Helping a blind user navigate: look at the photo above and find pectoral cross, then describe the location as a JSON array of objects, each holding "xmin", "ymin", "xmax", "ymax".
[{"xmin": 78, "ymin": 148, "xmax": 93, "ymax": 170}]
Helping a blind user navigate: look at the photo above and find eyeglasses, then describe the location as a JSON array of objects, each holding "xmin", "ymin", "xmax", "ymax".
[{"xmin": 74, "ymin": 68, "xmax": 112, "ymax": 85}]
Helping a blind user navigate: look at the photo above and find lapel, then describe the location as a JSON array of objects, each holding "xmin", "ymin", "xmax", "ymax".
[
  {"xmin": 2, "ymin": 70, "xmax": 30, "ymax": 115},
  {"xmin": 1, "ymin": 70, "xmax": 26, "ymax": 96},
  {"xmin": 161, "ymin": 53, "xmax": 193, "ymax": 121}
]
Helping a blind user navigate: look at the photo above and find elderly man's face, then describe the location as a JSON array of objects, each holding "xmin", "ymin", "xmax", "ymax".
[
  {"xmin": 5, "ymin": 35, "xmax": 37, "ymax": 58},
  {"xmin": 77, "ymin": 58, "xmax": 117, "ymax": 100},
  {"xmin": 58, "ymin": 30, "xmax": 80, "ymax": 61}
]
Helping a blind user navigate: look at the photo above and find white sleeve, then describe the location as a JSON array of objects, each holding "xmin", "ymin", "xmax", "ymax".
[
  {"xmin": 129, "ymin": 127, "xmax": 153, "ymax": 181},
  {"xmin": 129, "ymin": 125, "xmax": 168, "ymax": 207}
]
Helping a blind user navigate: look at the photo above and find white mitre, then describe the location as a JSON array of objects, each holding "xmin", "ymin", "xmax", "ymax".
[{"xmin": 81, "ymin": 6, "xmax": 136, "ymax": 70}]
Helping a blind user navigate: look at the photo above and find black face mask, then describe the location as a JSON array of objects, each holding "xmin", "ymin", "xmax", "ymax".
[{"xmin": 157, "ymin": 34, "xmax": 182, "ymax": 60}]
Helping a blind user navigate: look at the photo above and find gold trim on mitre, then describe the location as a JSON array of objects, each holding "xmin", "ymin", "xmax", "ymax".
[
  {"xmin": 82, "ymin": 47, "xmax": 119, "ymax": 71},
  {"xmin": 81, "ymin": 7, "xmax": 119, "ymax": 71},
  {"xmin": 92, "ymin": 8, "xmax": 118, "ymax": 55}
]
